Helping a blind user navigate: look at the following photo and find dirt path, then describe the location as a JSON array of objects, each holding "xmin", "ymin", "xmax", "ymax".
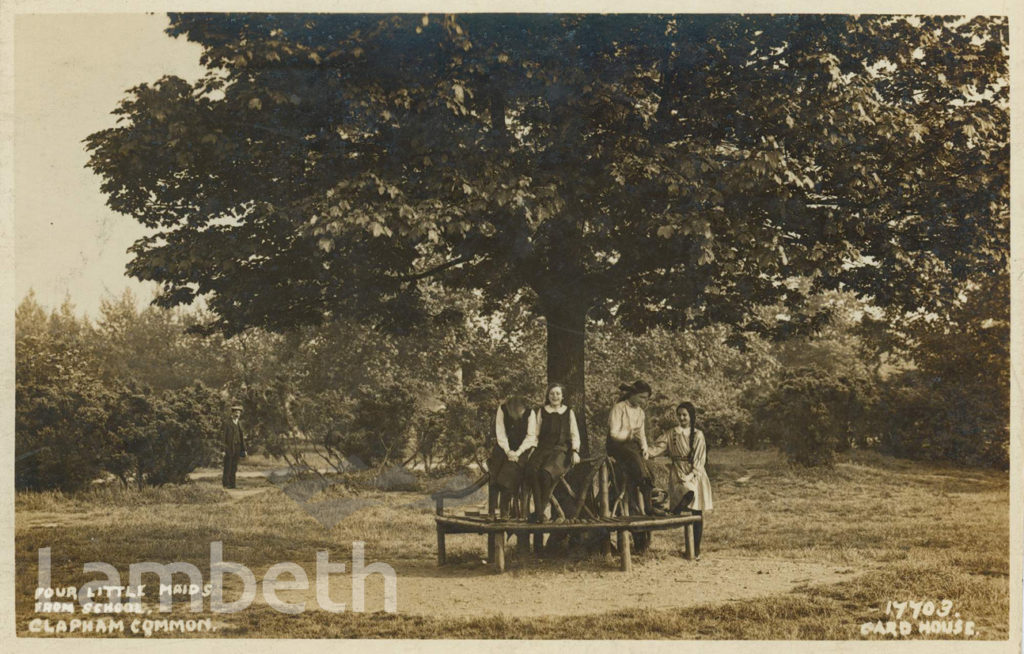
[{"xmin": 262, "ymin": 553, "xmax": 857, "ymax": 617}]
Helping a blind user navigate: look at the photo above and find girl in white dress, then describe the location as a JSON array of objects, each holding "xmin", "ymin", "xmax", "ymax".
[{"xmin": 650, "ymin": 401, "xmax": 712, "ymax": 558}]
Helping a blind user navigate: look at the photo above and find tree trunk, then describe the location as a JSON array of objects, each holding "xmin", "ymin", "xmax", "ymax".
[{"xmin": 544, "ymin": 301, "xmax": 591, "ymax": 457}]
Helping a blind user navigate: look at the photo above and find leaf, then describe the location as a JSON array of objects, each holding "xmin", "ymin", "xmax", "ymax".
[
  {"xmin": 657, "ymin": 225, "xmax": 675, "ymax": 239},
  {"xmin": 248, "ymin": 97, "xmax": 262, "ymax": 110}
]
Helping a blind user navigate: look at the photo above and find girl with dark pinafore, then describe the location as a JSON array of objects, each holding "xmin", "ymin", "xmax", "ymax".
[{"xmin": 521, "ymin": 383, "xmax": 581, "ymax": 523}]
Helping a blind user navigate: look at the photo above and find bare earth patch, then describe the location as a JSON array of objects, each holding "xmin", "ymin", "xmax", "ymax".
[{"xmin": 262, "ymin": 553, "xmax": 858, "ymax": 618}]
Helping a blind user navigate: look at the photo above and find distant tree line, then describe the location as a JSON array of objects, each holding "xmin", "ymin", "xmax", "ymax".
[{"xmin": 15, "ymin": 275, "xmax": 1008, "ymax": 493}]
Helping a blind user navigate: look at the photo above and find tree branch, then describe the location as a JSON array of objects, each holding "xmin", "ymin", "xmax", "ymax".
[{"xmin": 391, "ymin": 254, "xmax": 479, "ymax": 282}]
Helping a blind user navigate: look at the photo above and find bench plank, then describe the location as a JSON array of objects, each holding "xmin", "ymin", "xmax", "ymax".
[{"xmin": 436, "ymin": 514, "xmax": 700, "ymax": 533}]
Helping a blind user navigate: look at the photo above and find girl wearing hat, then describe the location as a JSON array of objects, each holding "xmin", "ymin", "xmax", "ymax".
[{"xmin": 607, "ymin": 380, "xmax": 662, "ymax": 515}]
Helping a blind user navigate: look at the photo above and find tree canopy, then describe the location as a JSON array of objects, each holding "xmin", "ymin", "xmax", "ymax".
[{"xmin": 86, "ymin": 14, "xmax": 1009, "ymax": 452}]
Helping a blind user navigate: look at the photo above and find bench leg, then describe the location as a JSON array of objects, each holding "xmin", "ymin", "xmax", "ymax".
[
  {"xmin": 685, "ymin": 524, "xmax": 695, "ymax": 561},
  {"xmin": 487, "ymin": 532, "xmax": 495, "ymax": 563},
  {"xmin": 516, "ymin": 530, "xmax": 530, "ymax": 554},
  {"xmin": 495, "ymin": 532, "xmax": 506, "ymax": 573},
  {"xmin": 618, "ymin": 529, "xmax": 632, "ymax": 572},
  {"xmin": 488, "ymin": 485, "xmax": 498, "ymax": 520},
  {"xmin": 437, "ymin": 525, "xmax": 447, "ymax": 566}
]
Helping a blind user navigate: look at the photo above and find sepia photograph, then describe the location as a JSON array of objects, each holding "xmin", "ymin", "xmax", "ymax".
[{"xmin": 4, "ymin": 2, "xmax": 1020, "ymax": 648}]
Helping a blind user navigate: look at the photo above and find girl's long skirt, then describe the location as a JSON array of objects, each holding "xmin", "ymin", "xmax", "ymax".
[
  {"xmin": 488, "ymin": 445, "xmax": 523, "ymax": 492},
  {"xmin": 606, "ymin": 438, "xmax": 655, "ymax": 487}
]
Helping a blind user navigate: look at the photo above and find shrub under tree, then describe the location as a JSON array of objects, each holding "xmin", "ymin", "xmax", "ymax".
[{"xmin": 754, "ymin": 366, "xmax": 872, "ymax": 467}]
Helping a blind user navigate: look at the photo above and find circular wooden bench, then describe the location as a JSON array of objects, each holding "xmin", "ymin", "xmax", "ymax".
[
  {"xmin": 431, "ymin": 457, "xmax": 701, "ymax": 572},
  {"xmin": 434, "ymin": 513, "xmax": 700, "ymax": 572}
]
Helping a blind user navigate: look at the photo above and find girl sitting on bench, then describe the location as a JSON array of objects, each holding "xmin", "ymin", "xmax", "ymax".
[
  {"xmin": 488, "ymin": 396, "xmax": 532, "ymax": 520},
  {"xmin": 522, "ymin": 383, "xmax": 581, "ymax": 523},
  {"xmin": 607, "ymin": 380, "xmax": 664, "ymax": 516}
]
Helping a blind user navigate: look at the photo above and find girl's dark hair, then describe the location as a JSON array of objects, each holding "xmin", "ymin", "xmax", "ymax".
[
  {"xmin": 617, "ymin": 379, "xmax": 652, "ymax": 402},
  {"xmin": 676, "ymin": 402, "xmax": 701, "ymax": 464},
  {"xmin": 676, "ymin": 402, "xmax": 697, "ymax": 430},
  {"xmin": 505, "ymin": 396, "xmax": 529, "ymax": 417}
]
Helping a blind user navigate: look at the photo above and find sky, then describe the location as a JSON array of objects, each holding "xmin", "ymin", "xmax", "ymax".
[{"xmin": 15, "ymin": 13, "xmax": 206, "ymax": 318}]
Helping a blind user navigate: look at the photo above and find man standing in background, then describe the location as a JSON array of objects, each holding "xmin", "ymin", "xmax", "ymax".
[{"xmin": 222, "ymin": 404, "xmax": 247, "ymax": 489}]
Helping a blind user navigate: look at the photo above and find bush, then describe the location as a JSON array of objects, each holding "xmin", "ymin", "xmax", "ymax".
[
  {"xmin": 753, "ymin": 367, "xmax": 871, "ymax": 467},
  {"xmin": 875, "ymin": 370, "xmax": 1009, "ymax": 469},
  {"xmin": 100, "ymin": 383, "xmax": 222, "ymax": 488},
  {"xmin": 15, "ymin": 373, "xmax": 114, "ymax": 492},
  {"xmin": 409, "ymin": 409, "xmax": 445, "ymax": 473},
  {"xmin": 16, "ymin": 295, "xmax": 225, "ymax": 491},
  {"xmin": 276, "ymin": 383, "xmax": 417, "ymax": 469},
  {"xmin": 436, "ymin": 397, "xmax": 491, "ymax": 471},
  {"xmin": 141, "ymin": 384, "xmax": 223, "ymax": 485},
  {"xmin": 684, "ymin": 398, "xmax": 750, "ymax": 451},
  {"xmin": 16, "ymin": 379, "xmax": 221, "ymax": 491},
  {"xmin": 264, "ymin": 389, "xmax": 358, "ymax": 469},
  {"xmin": 407, "ymin": 396, "xmax": 493, "ymax": 474},
  {"xmin": 346, "ymin": 383, "xmax": 418, "ymax": 466},
  {"xmin": 16, "ymin": 298, "xmax": 111, "ymax": 492}
]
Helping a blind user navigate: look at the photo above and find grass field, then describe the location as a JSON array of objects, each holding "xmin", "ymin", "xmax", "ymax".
[{"xmin": 14, "ymin": 447, "xmax": 1010, "ymax": 639}]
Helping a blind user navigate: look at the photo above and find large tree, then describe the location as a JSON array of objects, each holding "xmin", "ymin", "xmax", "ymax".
[{"xmin": 87, "ymin": 14, "xmax": 1008, "ymax": 454}]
